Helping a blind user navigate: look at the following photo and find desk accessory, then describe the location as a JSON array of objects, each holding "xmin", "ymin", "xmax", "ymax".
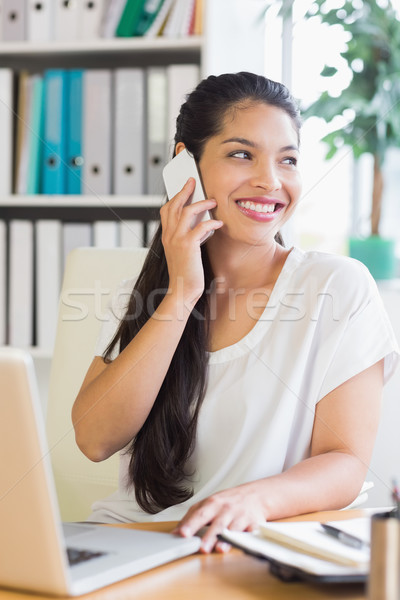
[
  {"xmin": 321, "ymin": 523, "xmax": 369, "ymax": 550},
  {"xmin": 368, "ymin": 483, "xmax": 400, "ymax": 600}
]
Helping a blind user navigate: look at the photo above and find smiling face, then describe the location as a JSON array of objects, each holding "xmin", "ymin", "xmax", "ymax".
[{"xmin": 197, "ymin": 101, "xmax": 302, "ymax": 247}]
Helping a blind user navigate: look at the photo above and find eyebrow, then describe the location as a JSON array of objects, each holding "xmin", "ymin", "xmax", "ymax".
[{"xmin": 221, "ymin": 137, "xmax": 299, "ymax": 152}]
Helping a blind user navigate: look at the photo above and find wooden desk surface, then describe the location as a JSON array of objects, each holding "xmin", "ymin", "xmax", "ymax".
[{"xmin": 1, "ymin": 510, "xmax": 368, "ymax": 600}]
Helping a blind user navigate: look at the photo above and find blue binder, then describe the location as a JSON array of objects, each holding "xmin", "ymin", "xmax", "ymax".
[
  {"xmin": 66, "ymin": 70, "xmax": 83, "ymax": 195},
  {"xmin": 42, "ymin": 70, "xmax": 68, "ymax": 194},
  {"xmin": 26, "ymin": 75, "xmax": 44, "ymax": 194}
]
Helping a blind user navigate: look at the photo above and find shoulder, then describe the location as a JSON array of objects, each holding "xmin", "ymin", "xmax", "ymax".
[
  {"xmin": 290, "ymin": 248, "xmax": 378, "ymax": 315},
  {"xmin": 292, "ymin": 248, "xmax": 374, "ymax": 290},
  {"xmin": 293, "ymin": 247, "xmax": 369, "ymax": 277}
]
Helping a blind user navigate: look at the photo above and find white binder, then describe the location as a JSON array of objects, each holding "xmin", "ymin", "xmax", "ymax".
[
  {"xmin": 162, "ymin": 0, "xmax": 186, "ymax": 37},
  {"xmin": 80, "ymin": 0, "xmax": 106, "ymax": 39},
  {"xmin": 1, "ymin": 0, "xmax": 26, "ymax": 41},
  {"xmin": 9, "ymin": 221, "xmax": 34, "ymax": 348},
  {"xmin": 0, "ymin": 221, "xmax": 6, "ymax": 345},
  {"xmin": 146, "ymin": 67, "xmax": 168, "ymax": 195},
  {"xmin": 100, "ymin": 0, "xmax": 126, "ymax": 38},
  {"xmin": 146, "ymin": 220, "xmax": 160, "ymax": 247},
  {"xmin": 93, "ymin": 221, "xmax": 119, "ymax": 248},
  {"xmin": 54, "ymin": 0, "xmax": 79, "ymax": 41},
  {"xmin": 36, "ymin": 220, "xmax": 62, "ymax": 352},
  {"xmin": 0, "ymin": 69, "xmax": 13, "ymax": 196},
  {"xmin": 166, "ymin": 64, "xmax": 199, "ymax": 156},
  {"xmin": 26, "ymin": 0, "xmax": 53, "ymax": 42},
  {"xmin": 179, "ymin": 0, "xmax": 196, "ymax": 36},
  {"xmin": 119, "ymin": 220, "xmax": 145, "ymax": 248},
  {"xmin": 114, "ymin": 68, "xmax": 145, "ymax": 195},
  {"xmin": 62, "ymin": 223, "xmax": 92, "ymax": 270},
  {"xmin": 82, "ymin": 69, "xmax": 112, "ymax": 196}
]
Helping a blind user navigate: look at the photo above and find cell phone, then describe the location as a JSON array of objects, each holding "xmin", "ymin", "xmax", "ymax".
[{"xmin": 162, "ymin": 148, "xmax": 213, "ymax": 244}]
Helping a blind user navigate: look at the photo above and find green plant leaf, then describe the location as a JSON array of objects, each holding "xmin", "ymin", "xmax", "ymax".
[{"xmin": 320, "ymin": 65, "xmax": 338, "ymax": 78}]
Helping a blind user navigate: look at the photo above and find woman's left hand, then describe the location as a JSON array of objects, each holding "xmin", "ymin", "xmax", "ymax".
[{"xmin": 172, "ymin": 483, "xmax": 267, "ymax": 553}]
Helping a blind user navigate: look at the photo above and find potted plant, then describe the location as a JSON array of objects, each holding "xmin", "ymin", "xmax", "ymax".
[{"xmin": 301, "ymin": 0, "xmax": 400, "ymax": 279}]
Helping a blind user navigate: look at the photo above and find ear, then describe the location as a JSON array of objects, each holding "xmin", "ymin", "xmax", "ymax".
[{"xmin": 175, "ymin": 142, "xmax": 186, "ymax": 155}]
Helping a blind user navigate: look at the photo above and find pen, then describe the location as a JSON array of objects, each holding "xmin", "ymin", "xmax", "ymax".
[
  {"xmin": 321, "ymin": 524, "xmax": 369, "ymax": 550},
  {"xmin": 391, "ymin": 479, "xmax": 400, "ymax": 518}
]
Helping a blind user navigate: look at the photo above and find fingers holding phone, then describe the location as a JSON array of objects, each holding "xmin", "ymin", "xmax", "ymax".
[
  {"xmin": 162, "ymin": 149, "xmax": 223, "ymax": 245},
  {"xmin": 160, "ymin": 150, "xmax": 222, "ymax": 303},
  {"xmin": 161, "ymin": 179, "xmax": 219, "ymax": 246}
]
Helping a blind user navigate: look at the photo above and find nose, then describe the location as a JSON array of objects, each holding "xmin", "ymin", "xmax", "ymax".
[{"xmin": 250, "ymin": 160, "xmax": 281, "ymax": 192}]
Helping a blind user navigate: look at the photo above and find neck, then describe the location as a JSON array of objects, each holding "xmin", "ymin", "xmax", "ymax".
[{"xmin": 205, "ymin": 234, "xmax": 289, "ymax": 291}]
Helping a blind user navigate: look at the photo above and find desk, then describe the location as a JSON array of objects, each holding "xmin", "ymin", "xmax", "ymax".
[{"xmin": 1, "ymin": 510, "xmax": 368, "ymax": 600}]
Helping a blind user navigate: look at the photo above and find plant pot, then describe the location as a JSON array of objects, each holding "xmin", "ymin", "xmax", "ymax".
[{"xmin": 349, "ymin": 236, "xmax": 397, "ymax": 280}]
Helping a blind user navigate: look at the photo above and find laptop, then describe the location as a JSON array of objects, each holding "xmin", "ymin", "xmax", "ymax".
[{"xmin": 0, "ymin": 347, "xmax": 201, "ymax": 596}]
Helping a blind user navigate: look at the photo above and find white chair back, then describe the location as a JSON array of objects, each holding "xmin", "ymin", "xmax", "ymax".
[{"xmin": 47, "ymin": 247, "xmax": 148, "ymax": 521}]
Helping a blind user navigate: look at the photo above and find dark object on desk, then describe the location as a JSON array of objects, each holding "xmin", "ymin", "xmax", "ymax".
[
  {"xmin": 67, "ymin": 548, "xmax": 107, "ymax": 566},
  {"xmin": 217, "ymin": 532, "xmax": 367, "ymax": 585},
  {"xmin": 321, "ymin": 524, "xmax": 369, "ymax": 551},
  {"xmin": 391, "ymin": 479, "xmax": 400, "ymax": 518}
]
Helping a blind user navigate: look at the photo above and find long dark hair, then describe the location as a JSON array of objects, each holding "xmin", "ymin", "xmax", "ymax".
[{"xmin": 104, "ymin": 72, "xmax": 301, "ymax": 513}]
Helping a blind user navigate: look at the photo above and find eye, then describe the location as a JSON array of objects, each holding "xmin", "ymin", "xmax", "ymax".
[
  {"xmin": 230, "ymin": 150, "xmax": 252, "ymax": 160},
  {"xmin": 282, "ymin": 156, "xmax": 298, "ymax": 166}
]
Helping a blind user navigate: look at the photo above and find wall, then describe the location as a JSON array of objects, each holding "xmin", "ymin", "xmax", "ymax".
[{"xmin": 366, "ymin": 284, "xmax": 400, "ymax": 508}]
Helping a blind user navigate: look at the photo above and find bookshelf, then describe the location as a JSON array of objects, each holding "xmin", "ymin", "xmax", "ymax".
[
  {"xmin": 0, "ymin": 195, "xmax": 162, "ymax": 221},
  {"xmin": 0, "ymin": 36, "xmax": 203, "ymax": 69},
  {"xmin": 0, "ymin": 0, "xmax": 267, "ymax": 387}
]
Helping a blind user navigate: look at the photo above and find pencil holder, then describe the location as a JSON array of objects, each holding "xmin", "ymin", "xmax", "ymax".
[{"xmin": 368, "ymin": 511, "xmax": 400, "ymax": 600}]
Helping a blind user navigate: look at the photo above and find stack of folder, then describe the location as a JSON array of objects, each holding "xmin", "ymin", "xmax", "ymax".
[
  {"xmin": 114, "ymin": 0, "xmax": 202, "ymax": 38},
  {"xmin": 0, "ymin": 57, "xmax": 199, "ymax": 350},
  {"xmin": 0, "ymin": 0, "xmax": 202, "ymax": 42},
  {"xmin": 0, "ymin": 217, "xmax": 157, "ymax": 349},
  {"xmin": 12, "ymin": 64, "xmax": 199, "ymax": 196}
]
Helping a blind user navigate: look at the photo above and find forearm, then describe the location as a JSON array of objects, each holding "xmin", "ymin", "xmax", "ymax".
[
  {"xmin": 256, "ymin": 450, "xmax": 367, "ymax": 520},
  {"xmin": 176, "ymin": 362, "xmax": 383, "ymax": 553},
  {"xmin": 72, "ymin": 291, "xmax": 196, "ymax": 461},
  {"xmin": 257, "ymin": 362, "xmax": 383, "ymax": 520}
]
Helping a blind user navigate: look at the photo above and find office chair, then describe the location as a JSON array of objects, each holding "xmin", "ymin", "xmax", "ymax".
[{"xmin": 47, "ymin": 247, "xmax": 148, "ymax": 521}]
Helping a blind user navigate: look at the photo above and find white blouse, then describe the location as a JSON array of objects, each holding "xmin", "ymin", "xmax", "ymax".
[{"xmin": 89, "ymin": 247, "xmax": 399, "ymax": 523}]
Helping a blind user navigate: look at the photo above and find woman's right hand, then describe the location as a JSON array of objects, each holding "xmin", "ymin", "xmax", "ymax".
[
  {"xmin": 160, "ymin": 177, "xmax": 223, "ymax": 305},
  {"xmin": 73, "ymin": 181, "xmax": 222, "ymax": 461}
]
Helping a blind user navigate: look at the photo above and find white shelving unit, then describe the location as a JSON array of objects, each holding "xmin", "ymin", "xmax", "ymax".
[
  {"xmin": 0, "ymin": 36, "xmax": 203, "ymax": 56},
  {"xmin": 0, "ymin": 0, "xmax": 267, "ymax": 403},
  {"xmin": 0, "ymin": 32, "xmax": 204, "ymax": 251},
  {"xmin": 0, "ymin": 195, "xmax": 163, "ymax": 207},
  {"xmin": 0, "ymin": 0, "xmax": 267, "ymax": 217}
]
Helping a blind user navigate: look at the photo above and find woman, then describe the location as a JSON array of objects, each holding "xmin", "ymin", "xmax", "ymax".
[{"xmin": 72, "ymin": 72, "xmax": 399, "ymax": 553}]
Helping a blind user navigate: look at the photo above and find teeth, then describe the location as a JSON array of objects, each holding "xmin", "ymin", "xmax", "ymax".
[{"xmin": 238, "ymin": 201, "xmax": 276, "ymax": 213}]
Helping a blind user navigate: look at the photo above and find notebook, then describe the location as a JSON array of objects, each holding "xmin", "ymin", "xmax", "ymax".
[
  {"xmin": 258, "ymin": 520, "xmax": 370, "ymax": 567},
  {"xmin": 219, "ymin": 519, "xmax": 370, "ymax": 584},
  {"xmin": 0, "ymin": 347, "xmax": 201, "ymax": 596}
]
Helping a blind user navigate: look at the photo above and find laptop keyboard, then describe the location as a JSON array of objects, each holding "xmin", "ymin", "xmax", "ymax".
[{"xmin": 67, "ymin": 547, "xmax": 107, "ymax": 566}]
